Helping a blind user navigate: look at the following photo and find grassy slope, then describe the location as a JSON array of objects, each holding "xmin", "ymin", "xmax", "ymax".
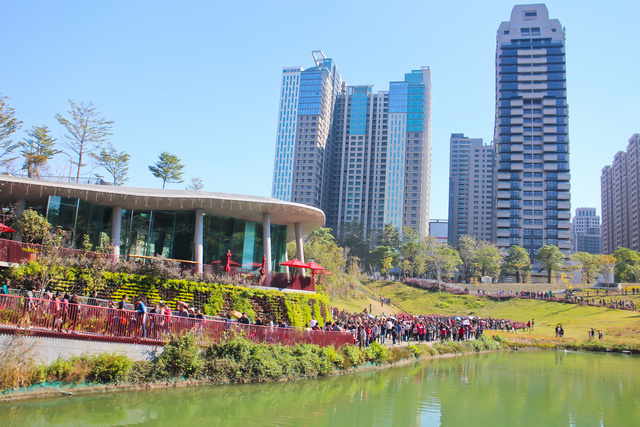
[{"xmin": 365, "ymin": 280, "xmax": 640, "ymax": 347}]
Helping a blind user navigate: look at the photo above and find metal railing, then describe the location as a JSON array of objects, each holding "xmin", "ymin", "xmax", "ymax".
[{"xmin": 0, "ymin": 294, "xmax": 352, "ymax": 348}]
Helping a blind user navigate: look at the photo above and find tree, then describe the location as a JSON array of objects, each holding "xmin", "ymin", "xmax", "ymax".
[
  {"xmin": 569, "ymin": 252, "xmax": 599, "ymax": 284},
  {"xmin": 14, "ymin": 208, "xmax": 51, "ymax": 243},
  {"xmin": 20, "ymin": 125, "xmax": 59, "ymax": 178},
  {"xmin": 472, "ymin": 242, "xmax": 503, "ymax": 282},
  {"xmin": 428, "ymin": 245, "xmax": 462, "ymax": 291},
  {"xmin": 458, "ymin": 235, "xmax": 478, "ymax": 280},
  {"xmin": 535, "ymin": 245, "xmax": 565, "ymax": 284},
  {"xmin": 336, "ymin": 221, "xmax": 370, "ymax": 267},
  {"xmin": 399, "ymin": 226, "xmax": 425, "ymax": 277},
  {"xmin": 370, "ymin": 245, "xmax": 396, "ymax": 271},
  {"xmin": 613, "ymin": 247, "xmax": 640, "ymax": 282},
  {"xmin": 502, "ymin": 245, "xmax": 531, "ymax": 283},
  {"xmin": 149, "ymin": 151, "xmax": 184, "ymax": 188},
  {"xmin": 596, "ymin": 254, "xmax": 615, "ymax": 284},
  {"xmin": 381, "ymin": 256, "xmax": 394, "ymax": 276},
  {"xmin": 379, "ymin": 223, "xmax": 401, "ymax": 251},
  {"xmin": 55, "ymin": 100, "xmax": 114, "ymax": 182},
  {"xmin": 92, "ymin": 144, "xmax": 130, "ymax": 186},
  {"xmin": 186, "ymin": 177, "xmax": 204, "ymax": 190},
  {"xmin": 0, "ymin": 93, "xmax": 22, "ymax": 168}
]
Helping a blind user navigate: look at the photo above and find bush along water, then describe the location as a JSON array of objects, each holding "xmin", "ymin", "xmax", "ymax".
[{"xmin": 1, "ymin": 333, "xmax": 513, "ymax": 395}]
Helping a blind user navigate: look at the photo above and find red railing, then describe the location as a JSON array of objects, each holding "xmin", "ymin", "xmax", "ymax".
[{"xmin": 0, "ymin": 294, "xmax": 352, "ymax": 348}]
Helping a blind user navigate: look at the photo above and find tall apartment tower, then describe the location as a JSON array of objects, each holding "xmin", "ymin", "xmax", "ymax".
[
  {"xmin": 272, "ymin": 52, "xmax": 432, "ymax": 237},
  {"xmin": 325, "ymin": 68, "xmax": 432, "ymax": 236},
  {"xmin": 271, "ymin": 51, "xmax": 342, "ymax": 208},
  {"xmin": 601, "ymin": 134, "xmax": 640, "ymax": 254},
  {"xmin": 494, "ymin": 4, "xmax": 572, "ymax": 257},
  {"xmin": 447, "ymin": 134, "xmax": 495, "ymax": 247},
  {"xmin": 571, "ymin": 207, "xmax": 601, "ymax": 254}
]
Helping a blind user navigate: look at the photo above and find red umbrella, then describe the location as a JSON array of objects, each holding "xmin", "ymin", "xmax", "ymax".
[
  {"xmin": 305, "ymin": 261, "xmax": 326, "ymax": 272},
  {"xmin": 259, "ymin": 254, "xmax": 266, "ymax": 276},
  {"xmin": 280, "ymin": 259, "xmax": 309, "ymax": 268},
  {"xmin": 0, "ymin": 223, "xmax": 16, "ymax": 233},
  {"xmin": 224, "ymin": 250, "xmax": 232, "ymax": 272}
]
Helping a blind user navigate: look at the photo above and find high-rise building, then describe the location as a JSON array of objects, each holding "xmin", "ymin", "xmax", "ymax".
[
  {"xmin": 272, "ymin": 52, "xmax": 432, "ymax": 237},
  {"xmin": 326, "ymin": 69, "xmax": 432, "ymax": 236},
  {"xmin": 447, "ymin": 134, "xmax": 495, "ymax": 247},
  {"xmin": 571, "ymin": 207, "xmax": 601, "ymax": 254},
  {"xmin": 271, "ymin": 51, "xmax": 342, "ymax": 208},
  {"xmin": 494, "ymin": 4, "xmax": 571, "ymax": 257},
  {"xmin": 601, "ymin": 134, "xmax": 640, "ymax": 254}
]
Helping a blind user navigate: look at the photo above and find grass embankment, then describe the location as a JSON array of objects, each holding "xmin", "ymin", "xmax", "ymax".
[
  {"xmin": 1, "ymin": 333, "xmax": 505, "ymax": 398},
  {"xmin": 362, "ymin": 280, "xmax": 640, "ymax": 350}
]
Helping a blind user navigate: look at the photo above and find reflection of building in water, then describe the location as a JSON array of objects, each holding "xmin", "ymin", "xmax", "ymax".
[{"xmin": 0, "ymin": 175, "xmax": 324, "ymax": 274}]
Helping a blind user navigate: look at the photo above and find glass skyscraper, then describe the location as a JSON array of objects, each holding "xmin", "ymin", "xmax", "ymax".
[
  {"xmin": 494, "ymin": 4, "xmax": 572, "ymax": 257},
  {"xmin": 272, "ymin": 52, "xmax": 432, "ymax": 237},
  {"xmin": 271, "ymin": 51, "xmax": 341, "ymax": 208}
]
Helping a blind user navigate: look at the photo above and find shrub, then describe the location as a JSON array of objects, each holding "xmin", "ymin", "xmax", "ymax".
[
  {"xmin": 387, "ymin": 347, "xmax": 413, "ymax": 363},
  {"xmin": 154, "ymin": 333, "xmax": 202, "ymax": 378},
  {"xmin": 339, "ymin": 344, "xmax": 364, "ymax": 368},
  {"xmin": 368, "ymin": 342, "xmax": 388, "ymax": 364},
  {"xmin": 408, "ymin": 344, "xmax": 422, "ymax": 358},
  {"xmin": 89, "ymin": 353, "xmax": 132, "ymax": 383}
]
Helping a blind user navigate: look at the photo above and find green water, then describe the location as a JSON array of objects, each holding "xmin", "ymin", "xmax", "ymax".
[{"xmin": 1, "ymin": 351, "xmax": 638, "ymax": 426}]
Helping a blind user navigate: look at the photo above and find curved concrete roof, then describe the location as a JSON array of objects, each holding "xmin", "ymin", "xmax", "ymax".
[{"xmin": 0, "ymin": 175, "xmax": 325, "ymax": 240}]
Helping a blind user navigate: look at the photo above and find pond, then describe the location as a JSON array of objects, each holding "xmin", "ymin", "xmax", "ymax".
[{"xmin": 1, "ymin": 350, "xmax": 638, "ymax": 426}]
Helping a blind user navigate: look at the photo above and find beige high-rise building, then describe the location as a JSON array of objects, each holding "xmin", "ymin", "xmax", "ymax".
[
  {"xmin": 601, "ymin": 134, "xmax": 640, "ymax": 254},
  {"xmin": 493, "ymin": 4, "xmax": 572, "ymax": 258},
  {"xmin": 447, "ymin": 134, "xmax": 495, "ymax": 247}
]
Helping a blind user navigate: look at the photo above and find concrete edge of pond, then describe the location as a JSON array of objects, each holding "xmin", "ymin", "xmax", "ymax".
[{"xmin": 0, "ymin": 347, "xmax": 519, "ymax": 403}]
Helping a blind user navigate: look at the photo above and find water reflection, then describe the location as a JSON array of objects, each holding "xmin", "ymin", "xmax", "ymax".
[{"xmin": 0, "ymin": 352, "xmax": 637, "ymax": 426}]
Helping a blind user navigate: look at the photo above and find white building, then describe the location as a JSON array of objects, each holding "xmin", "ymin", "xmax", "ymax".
[
  {"xmin": 447, "ymin": 134, "xmax": 494, "ymax": 247},
  {"xmin": 571, "ymin": 207, "xmax": 601, "ymax": 253}
]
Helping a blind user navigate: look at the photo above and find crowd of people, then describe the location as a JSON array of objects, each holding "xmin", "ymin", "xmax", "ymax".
[{"xmin": 319, "ymin": 308, "xmax": 530, "ymax": 348}]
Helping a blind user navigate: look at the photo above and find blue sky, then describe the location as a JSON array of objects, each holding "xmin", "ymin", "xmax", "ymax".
[{"xmin": 1, "ymin": 0, "xmax": 638, "ymax": 221}]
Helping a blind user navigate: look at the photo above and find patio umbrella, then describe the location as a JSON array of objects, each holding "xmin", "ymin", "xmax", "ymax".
[
  {"xmin": 305, "ymin": 261, "xmax": 326, "ymax": 271},
  {"xmin": 224, "ymin": 250, "xmax": 232, "ymax": 272},
  {"xmin": 280, "ymin": 259, "xmax": 308, "ymax": 268},
  {"xmin": 0, "ymin": 223, "xmax": 16, "ymax": 233},
  {"xmin": 259, "ymin": 254, "xmax": 266, "ymax": 276}
]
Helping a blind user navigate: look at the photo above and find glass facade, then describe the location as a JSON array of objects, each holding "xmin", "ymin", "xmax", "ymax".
[
  {"xmin": 46, "ymin": 196, "xmax": 287, "ymax": 269},
  {"xmin": 202, "ymin": 214, "xmax": 287, "ymax": 272}
]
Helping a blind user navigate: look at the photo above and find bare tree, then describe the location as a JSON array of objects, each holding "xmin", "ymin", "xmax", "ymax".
[{"xmin": 55, "ymin": 100, "xmax": 114, "ymax": 182}]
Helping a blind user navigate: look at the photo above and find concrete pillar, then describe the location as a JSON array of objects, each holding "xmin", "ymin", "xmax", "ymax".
[
  {"xmin": 111, "ymin": 206, "xmax": 122, "ymax": 259},
  {"xmin": 263, "ymin": 213, "xmax": 272, "ymax": 272},
  {"xmin": 194, "ymin": 208, "xmax": 204, "ymax": 274},
  {"xmin": 13, "ymin": 199, "xmax": 26, "ymax": 242},
  {"xmin": 294, "ymin": 221, "xmax": 305, "ymax": 277}
]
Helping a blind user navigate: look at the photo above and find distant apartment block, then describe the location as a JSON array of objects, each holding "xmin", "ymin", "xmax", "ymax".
[
  {"xmin": 571, "ymin": 207, "xmax": 601, "ymax": 254},
  {"xmin": 272, "ymin": 52, "xmax": 432, "ymax": 237},
  {"xmin": 429, "ymin": 219, "xmax": 448, "ymax": 245},
  {"xmin": 447, "ymin": 134, "xmax": 494, "ymax": 247},
  {"xmin": 601, "ymin": 134, "xmax": 640, "ymax": 254},
  {"xmin": 494, "ymin": 4, "xmax": 572, "ymax": 257}
]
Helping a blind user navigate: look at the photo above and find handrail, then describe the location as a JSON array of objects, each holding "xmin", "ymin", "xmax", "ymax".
[{"xmin": 0, "ymin": 294, "xmax": 352, "ymax": 348}]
